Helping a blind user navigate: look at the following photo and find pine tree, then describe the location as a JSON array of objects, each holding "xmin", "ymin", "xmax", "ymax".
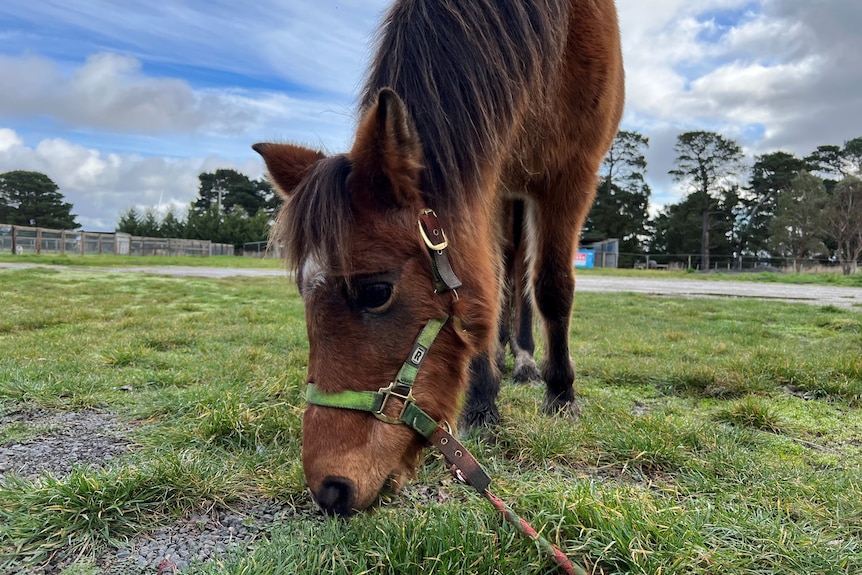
[
  {"xmin": 116, "ymin": 207, "xmax": 142, "ymax": 235},
  {"xmin": 768, "ymin": 171, "xmax": 829, "ymax": 272},
  {"xmin": 585, "ymin": 130, "xmax": 651, "ymax": 265},
  {"xmin": 0, "ymin": 171, "xmax": 79, "ymax": 229},
  {"xmin": 669, "ymin": 131, "xmax": 744, "ymax": 270}
]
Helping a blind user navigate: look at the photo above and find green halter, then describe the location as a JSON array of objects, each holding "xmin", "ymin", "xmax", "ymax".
[
  {"xmin": 302, "ymin": 210, "xmax": 583, "ymax": 574},
  {"xmin": 305, "ymin": 315, "xmax": 448, "ymax": 439},
  {"xmin": 305, "ymin": 209, "xmax": 461, "ymax": 438}
]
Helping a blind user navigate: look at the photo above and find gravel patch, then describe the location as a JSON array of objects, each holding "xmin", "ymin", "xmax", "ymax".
[
  {"xmin": 0, "ymin": 409, "xmax": 132, "ymax": 482},
  {"xmin": 5, "ymin": 499, "xmax": 303, "ymax": 575},
  {"xmin": 0, "ymin": 409, "xmax": 307, "ymax": 575},
  {"xmin": 94, "ymin": 501, "xmax": 299, "ymax": 575}
]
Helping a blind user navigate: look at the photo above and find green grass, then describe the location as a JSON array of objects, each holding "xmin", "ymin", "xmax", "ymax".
[
  {"xmin": 1, "ymin": 265, "xmax": 861, "ymax": 573},
  {"xmin": 575, "ymin": 266, "xmax": 862, "ymax": 287}
]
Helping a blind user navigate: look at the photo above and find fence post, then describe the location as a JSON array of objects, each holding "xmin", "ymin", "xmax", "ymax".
[{"xmin": 10, "ymin": 226, "xmax": 16, "ymax": 254}]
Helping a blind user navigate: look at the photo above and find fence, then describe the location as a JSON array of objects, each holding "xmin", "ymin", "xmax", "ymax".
[
  {"xmin": 238, "ymin": 235, "xmax": 860, "ymax": 275},
  {"xmin": 1, "ymin": 224, "xmax": 234, "ymax": 257},
  {"xmin": 242, "ymin": 240, "xmax": 280, "ymax": 259},
  {"xmin": 630, "ymin": 252, "xmax": 859, "ymax": 274}
]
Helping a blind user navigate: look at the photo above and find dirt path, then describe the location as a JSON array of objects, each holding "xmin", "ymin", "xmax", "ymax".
[
  {"xmin": 3, "ymin": 262, "xmax": 861, "ymax": 310},
  {"xmin": 575, "ymin": 276, "xmax": 862, "ymax": 310}
]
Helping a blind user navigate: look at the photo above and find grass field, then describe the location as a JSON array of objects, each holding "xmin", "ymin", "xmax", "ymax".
[{"xmin": 1, "ymin": 263, "xmax": 861, "ymax": 574}]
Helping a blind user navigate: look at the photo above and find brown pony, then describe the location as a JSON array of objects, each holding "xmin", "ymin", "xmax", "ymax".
[{"xmin": 254, "ymin": 0, "xmax": 623, "ymax": 516}]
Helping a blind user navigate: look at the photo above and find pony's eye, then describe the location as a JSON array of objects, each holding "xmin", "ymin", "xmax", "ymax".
[{"xmin": 356, "ymin": 282, "xmax": 393, "ymax": 311}]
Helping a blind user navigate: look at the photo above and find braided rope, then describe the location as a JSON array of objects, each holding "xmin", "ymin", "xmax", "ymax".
[{"xmin": 483, "ymin": 489, "xmax": 587, "ymax": 575}]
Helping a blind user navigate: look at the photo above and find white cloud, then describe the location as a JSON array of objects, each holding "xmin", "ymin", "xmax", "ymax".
[
  {"xmin": 2, "ymin": 0, "xmax": 861, "ymax": 222},
  {"xmin": 0, "ymin": 53, "xmax": 261, "ymax": 135},
  {"xmin": 0, "ymin": 51, "xmax": 357, "ymax": 145},
  {"xmin": 0, "ymin": 128, "xmax": 24, "ymax": 153},
  {"xmin": 616, "ymin": 0, "xmax": 862, "ymax": 208},
  {"xmin": 0, "ymin": 129, "xmax": 264, "ymax": 230},
  {"xmin": 0, "ymin": 1, "xmax": 387, "ymax": 98}
]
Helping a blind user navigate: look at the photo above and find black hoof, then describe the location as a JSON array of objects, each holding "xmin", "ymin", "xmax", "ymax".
[
  {"xmin": 512, "ymin": 354, "xmax": 542, "ymax": 384},
  {"xmin": 460, "ymin": 403, "xmax": 500, "ymax": 431},
  {"xmin": 542, "ymin": 393, "xmax": 580, "ymax": 419}
]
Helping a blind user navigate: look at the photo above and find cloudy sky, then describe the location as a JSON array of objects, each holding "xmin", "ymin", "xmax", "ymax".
[{"xmin": 1, "ymin": 0, "xmax": 860, "ymax": 231}]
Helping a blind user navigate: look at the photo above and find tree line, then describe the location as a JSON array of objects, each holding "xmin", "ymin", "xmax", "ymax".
[
  {"xmin": 584, "ymin": 131, "xmax": 862, "ymax": 274},
  {"xmin": 3, "ymin": 132, "xmax": 861, "ymax": 270},
  {"xmin": 115, "ymin": 169, "xmax": 277, "ymax": 250},
  {"xmin": 0, "ymin": 168, "xmax": 279, "ymax": 251}
]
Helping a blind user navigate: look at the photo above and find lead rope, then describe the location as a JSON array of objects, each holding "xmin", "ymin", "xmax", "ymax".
[
  {"xmin": 418, "ymin": 210, "xmax": 584, "ymax": 573},
  {"xmin": 429, "ymin": 426, "xmax": 587, "ymax": 575},
  {"xmin": 483, "ymin": 491, "xmax": 585, "ymax": 575}
]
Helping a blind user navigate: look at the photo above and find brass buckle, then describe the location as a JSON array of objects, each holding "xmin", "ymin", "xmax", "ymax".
[
  {"xmin": 419, "ymin": 209, "xmax": 448, "ymax": 251},
  {"xmin": 374, "ymin": 382, "xmax": 414, "ymax": 424}
]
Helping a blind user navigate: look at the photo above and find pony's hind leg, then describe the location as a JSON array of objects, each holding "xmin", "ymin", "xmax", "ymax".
[
  {"xmin": 511, "ymin": 289, "xmax": 540, "ymax": 384},
  {"xmin": 509, "ymin": 200, "xmax": 541, "ymax": 384},
  {"xmin": 460, "ymin": 352, "xmax": 501, "ymax": 429}
]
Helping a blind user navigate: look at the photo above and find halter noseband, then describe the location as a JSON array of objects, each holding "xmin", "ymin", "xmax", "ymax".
[{"xmin": 305, "ymin": 315, "xmax": 447, "ymax": 439}]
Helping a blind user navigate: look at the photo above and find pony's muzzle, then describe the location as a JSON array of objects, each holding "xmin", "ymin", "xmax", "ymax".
[{"xmin": 313, "ymin": 476, "xmax": 357, "ymax": 517}]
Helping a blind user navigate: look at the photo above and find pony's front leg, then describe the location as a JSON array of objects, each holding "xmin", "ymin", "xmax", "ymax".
[{"xmin": 529, "ymin": 186, "xmax": 587, "ymax": 419}]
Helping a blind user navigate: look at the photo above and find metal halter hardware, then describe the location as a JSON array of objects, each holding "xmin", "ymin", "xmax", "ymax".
[{"xmin": 418, "ymin": 209, "xmax": 462, "ymax": 294}]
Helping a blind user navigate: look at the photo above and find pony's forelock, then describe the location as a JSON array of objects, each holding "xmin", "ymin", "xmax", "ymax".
[{"xmin": 272, "ymin": 154, "xmax": 354, "ymax": 276}]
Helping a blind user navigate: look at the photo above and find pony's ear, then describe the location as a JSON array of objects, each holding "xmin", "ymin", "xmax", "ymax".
[
  {"xmin": 252, "ymin": 143, "xmax": 325, "ymax": 198},
  {"xmin": 350, "ymin": 88, "xmax": 424, "ymax": 208}
]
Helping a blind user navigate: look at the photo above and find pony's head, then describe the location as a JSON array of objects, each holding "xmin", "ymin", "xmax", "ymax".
[{"xmin": 255, "ymin": 89, "xmax": 490, "ymax": 515}]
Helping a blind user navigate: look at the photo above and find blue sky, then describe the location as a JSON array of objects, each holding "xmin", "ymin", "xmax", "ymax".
[{"xmin": 1, "ymin": 0, "xmax": 861, "ymax": 230}]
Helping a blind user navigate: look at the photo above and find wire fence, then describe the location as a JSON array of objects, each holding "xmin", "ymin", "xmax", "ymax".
[
  {"xmin": 1, "ymin": 224, "xmax": 234, "ymax": 257},
  {"xmin": 242, "ymin": 238, "xmax": 857, "ymax": 274},
  {"xmin": 241, "ymin": 240, "xmax": 279, "ymax": 258},
  {"xmin": 10, "ymin": 221, "xmax": 839, "ymax": 273},
  {"xmin": 629, "ymin": 252, "xmax": 859, "ymax": 274}
]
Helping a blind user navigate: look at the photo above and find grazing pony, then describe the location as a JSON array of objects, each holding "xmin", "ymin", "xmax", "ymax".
[{"xmin": 254, "ymin": 0, "xmax": 623, "ymax": 516}]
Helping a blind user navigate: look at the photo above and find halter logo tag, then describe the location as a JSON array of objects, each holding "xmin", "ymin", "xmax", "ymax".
[{"xmin": 411, "ymin": 345, "xmax": 427, "ymax": 365}]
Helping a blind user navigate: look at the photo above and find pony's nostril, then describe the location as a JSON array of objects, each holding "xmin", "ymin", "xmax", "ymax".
[{"xmin": 315, "ymin": 476, "xmax": 357, "ymax": 517}]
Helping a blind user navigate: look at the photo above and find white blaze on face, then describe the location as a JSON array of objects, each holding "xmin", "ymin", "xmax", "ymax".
[{"xmin": 300, "ymin": 254, "xmax": 328, "ymax": 299}]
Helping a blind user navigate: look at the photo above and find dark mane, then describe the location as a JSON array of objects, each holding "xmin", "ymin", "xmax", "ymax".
[
  {"xmin": 274, "ymin": 1, "xmax": 572, "ymax": 272},
  {"xmin": 272, "ymin": 154, "xmax": 353, "ymax": 273},
  {"xmin": 361, "ymin": 0, "xmax": 569, "ymax": 208}
]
